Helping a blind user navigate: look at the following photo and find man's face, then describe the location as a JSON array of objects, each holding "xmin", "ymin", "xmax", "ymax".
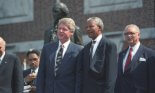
[
  {"xmin": 86, "ymin": 21, "xmax": 101, "ymax": 40},
  {"xmin": 27, "ymin": 53, "xmax": 40, "ymax": 69},
  {"xmin": 57, "ymin": 23, "xmax": 73, "ymax": 43},
  {"xmin": 0, "ymin": 41, "xmax": 5, "ymax": 56},
  {"xmin": 124, "ymin": 27, "xmax": 140, "ymax": 46}
]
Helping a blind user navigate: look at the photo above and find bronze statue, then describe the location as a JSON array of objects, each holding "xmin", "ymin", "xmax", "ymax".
[{"xmin": 44, "ymin": 1, "xmax": 83, "ymax": 45}]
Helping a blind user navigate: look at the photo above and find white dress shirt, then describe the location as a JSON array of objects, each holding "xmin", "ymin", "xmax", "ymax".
[
  {"xmin": 123, "ymin": 42, "xmax": 140, "ymax": 72},
  {"xmin": 55, "ymin": 40, "xmax": 70, "ymax": 64},
  {"xmin": 0, "ymin": 52, "xmax": 5, "ymax": 64},
  {"xmin": 91, "ymin": 34, "xmax": 102, "ymax": 57}
]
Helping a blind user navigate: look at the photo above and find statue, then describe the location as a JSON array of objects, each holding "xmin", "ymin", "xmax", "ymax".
[{"xmin": 44, "ymin": 1, "xmax": 83, "ymax": 45}]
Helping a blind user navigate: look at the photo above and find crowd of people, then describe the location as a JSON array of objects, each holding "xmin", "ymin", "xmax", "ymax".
[{"xmin": 0, "ymin": 16, "xmax": 155, "ymax": 93}]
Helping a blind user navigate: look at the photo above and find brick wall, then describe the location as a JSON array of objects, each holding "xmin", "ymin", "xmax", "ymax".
[{"xmin": 0, "ymin": 0, "xmax": 154, "ymax": 44}]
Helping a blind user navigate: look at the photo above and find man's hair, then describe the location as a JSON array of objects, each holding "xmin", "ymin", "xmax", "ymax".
[
  {"xmin": 26, "ymin": 49, "xmax": 40, "ymax": 57},
  {"xmin": 124, "ymin": 24, "xmax": 140, "ymax": 33},
  {"xmin": 87, "ymin": 17, "xmax": 104, "ymax": 31},
  {"xmin": 58, "ymin": 18, "xmax": 76, "ymax": 33}
]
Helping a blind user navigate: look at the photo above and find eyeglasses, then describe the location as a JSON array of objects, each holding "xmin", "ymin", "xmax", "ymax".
[{"xmin": 124, "ymin": 32, "xmax": 138, "ymax": 36}]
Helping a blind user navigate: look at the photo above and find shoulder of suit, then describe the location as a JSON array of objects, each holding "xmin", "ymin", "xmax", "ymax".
[
  {"xmin": 119, "ymin": 48, "xmax": 128, "ymax": 55},
  {"xmin": 141, "ymin": 45, "xmax": 155, "ymax": 55},
  {"xmin": 3, "ymin": 53, "xmax": 20, "ymax": 64},
  {"xmin": 5, "ymin": 53, "xmax": 18, "ymax": 58},
  {"xmin": 140, "ymin": 44, "xmax": 151, "ymax": 51},
  {"xmin": 83, "ymin": 42, "xmax": 91, "ymax": 48},
  {"xmin": 100, "ymin": 36, "xmax": 116, "ymax": 46},
  {"xmin": 70, "ymin": 42, "xmax": 84, "ymax": 50},
  {"xmin": 43, "ymin": 42, "xmax": 57, "ymax": 48}
]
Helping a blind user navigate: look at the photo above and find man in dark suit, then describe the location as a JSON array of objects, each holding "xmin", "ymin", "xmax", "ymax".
[
  {"xmin": 78, "ymin": 17, "xmax": 117, "ymax": 93},
  {"xmin": 147, "ymin": 56, "xmax": 155, "ymax": 93},
  {"xmin": 36, "ymin": 18, "xmax": 83, "ymax": 93},
  {"xmin": 0, "ymin": 37, "xmax": 23, "ymax": 93},
  {"xmin": 23, "ymin": 49, "xmax": 40, "ymax": 93},
  {"xmin": 115, "ymin": 24, "xmax": 155, "ymax": 93}
]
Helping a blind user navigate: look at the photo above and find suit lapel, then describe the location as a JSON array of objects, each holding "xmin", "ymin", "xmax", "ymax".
[
  {"xmin": 94, "ymin": 37, "xmax": 105, "ymax": 60},
  {"xmin": 85, "ymin": 42, "xmax": 92, "ymax": 68},
  {"xmin": 0, "ymin": 54, "xmax": 8, "ymax": 66},
  {"xmin": 125, "ymin": 45, "xmax": 144, "ymax": 73},
  {"xmin": 130, "ymin": 45, "xmax": 144, "ymax": 72},
  {"xmin": 90, "ymin": 37, "xmax": 106, "ymax": 73}
]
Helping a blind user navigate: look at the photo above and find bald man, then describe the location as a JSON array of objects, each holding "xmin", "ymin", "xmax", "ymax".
[
  {"xmin": 0, "ymin": 37, "xmax": 23, "ymax": 93},
  {"xmin": 115, "ymin": 24, "xmax": 155, "ymax": 93}
]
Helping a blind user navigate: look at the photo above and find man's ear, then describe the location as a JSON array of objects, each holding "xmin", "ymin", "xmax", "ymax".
[
  {"xmin": 71, "ymin": 32, "xmax": 74, "ymax": 35},
  {"xmin": 98, "ymin": 26, "xmax": 102, "ymax": 30}
]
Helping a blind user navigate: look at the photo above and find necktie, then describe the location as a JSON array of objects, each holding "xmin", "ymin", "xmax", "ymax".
[
  {"xmin": 124, "ymin": 47, "xmax": 133, "ymax": 71},
  {"xmin": 55, "ymin": 45, "xmax": 63, "ymax": 76},
  {"xmin": 90, "ymin": 40, "xmax": 96, "ymax": 59},
  {"xmin": 31, "ymin": 68, "xmax": 36, "ymax": 73},
  {"xmin": 90, "ymin": 41, "xmax": 97, "ymax": 72}
]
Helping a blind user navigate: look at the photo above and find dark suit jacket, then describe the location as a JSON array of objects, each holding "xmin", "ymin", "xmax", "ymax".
[
  {"xmin": 115, "ymin": 44, "xmax": 155, "ymax": 93},
  {"xmin": 147, "ymin": 56, "xmax": 155, "ymax": 93},
  {"xmin": 0, "ymin": 53, "xmax": 23, "ymax": 93},
  {"xmin": 36, "ymin": 42, "xmax": 83, "ymax": 93},
  {"xmin": 80, "ymin": 36, "xmax": 117, "ymax": 93}
]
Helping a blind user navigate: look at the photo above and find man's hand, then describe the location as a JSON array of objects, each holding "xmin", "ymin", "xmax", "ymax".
[{"xmin": 25, "ymin": 73, "xmax": 37, "ymax": 83}]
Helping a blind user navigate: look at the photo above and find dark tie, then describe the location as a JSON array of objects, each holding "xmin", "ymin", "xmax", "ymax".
[
  {"xmin": 90, "ymin": 40, "xmax": 96, "ymax": 59},
  {"xmin": 125, "ymin": 47, "xmax": 133, "ymax": 71},
  {"xmin": 90, "ymin": 41, "xmax": 97, "ymax": 72},
  {"xmin": 0, "ymin": 59, "xmax": 1, "ymax": 64},
  {"xmin": 55, "ymin": 45, "xmax": 63, "ymax": 76},
  {"xmin": 31, "ymin": 68, "xmax": 36, "ymax": 73}
]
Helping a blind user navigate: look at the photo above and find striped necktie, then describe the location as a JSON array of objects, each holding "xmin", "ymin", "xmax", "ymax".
[{"xmin": 55, "ymin": 45, "xmax": 64, "ymax": 76}]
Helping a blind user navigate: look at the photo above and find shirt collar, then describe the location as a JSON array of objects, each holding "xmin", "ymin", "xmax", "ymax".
[
  {"xmin": 59, "ymin": 39, "xmax": 70, "ymax": 49},
  {"xmin": 129, "ymin": 42, "xmax": 140, "ymax": 52},
  {"xmin": 31, "ymin": 67, "xmax": 39, "ymax": 74},
  {"xmin": 93, "ymin": 34, "xmax": 102, "ymax": 43},
  {"xmin": 0, "ymin": 51, "xmax": 5, "ymax": 61}
]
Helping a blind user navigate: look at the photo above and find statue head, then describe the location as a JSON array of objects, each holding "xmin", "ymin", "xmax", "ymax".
[{"xmin": 52, "ymin": 2, "xmax": 69, "ymax": 25}]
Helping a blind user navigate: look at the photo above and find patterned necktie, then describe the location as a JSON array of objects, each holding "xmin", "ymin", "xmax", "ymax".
[
  {"xmin": 124, "ymin": 47, "xmax": 133, "ymax": 71},
  {"xmin": 55, "ymin": 45, "xmax": 63, "ymax": 76}
]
